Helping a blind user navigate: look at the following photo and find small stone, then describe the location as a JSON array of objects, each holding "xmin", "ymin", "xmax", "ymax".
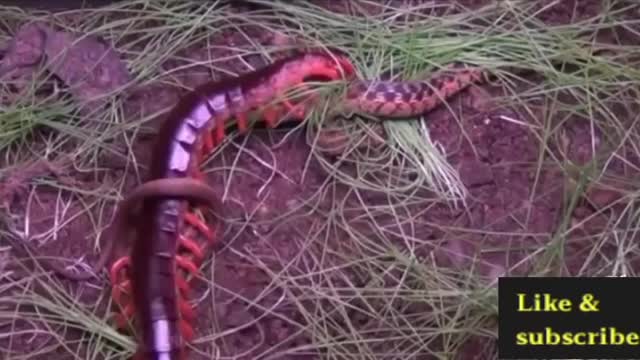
[{"xmin": 459, "ymin": 160, "xmax": 494, "ymax": 187}]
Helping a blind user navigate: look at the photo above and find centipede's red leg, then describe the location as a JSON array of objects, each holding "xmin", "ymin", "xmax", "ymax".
[
  {"xmin": 179, "ymin": 298, "xmax": 195, "ymax": 321},
  {"xmin": 178, "ymin": 235, "xmax": 205, "ymax": 264},
  {"xmin": 114, "ymin": 302, "xmax": 135, "ymax": 330},
  {"xmin": 192, "ymin": 151, "xmax": 207, "ymax": 182},
  {"xmin": 284, "ymin": 83, "xmax": 319, "ymax": 118},
  {"xmin": 183, "ymin": 212, "xmax": 215, "ymax": 244},
  {"xmin": 282, "ymin": 99, "xmax": 307, "ymax": 119},
  {"xmin": 191, "ymin": 135, "xmax": 212, "ymax": 184},
  {"xmin": 108, "ymin": 256, "xmax": 137, "ymax": 331},
  {"xmin": 203, "ymin": 127, "xmax": 215, "ymax": 154},
  {"xmin": 109, "ymin": 257, "xmax": 130, "ymax": 301},
  {"xmin": 199, "ymin": 116, "xmax": 223, "ymax": 158},
  {"xmin": 176, "ymin": 273, "xmax": 191, "ymax": 299},
  {"xmin": 176, "ymin": 255, "xmax": 201, "ymax": 278},
  {"xmin": 180, "ymin": 319, "xmax": 195, "ymax": 343},
  {"xmin": 262, "ymin": 106, "xmax": 280, "ymax": 128},
  {"xmin": 175, "ymin": 272, "xmax": 196, "ymax": 343},
  {"xmin": 236, "ymin": 112, "xmax": 248, "ymax": 133},
  {"xmin": 191, "ymin": 168, "xmax": 206, "ymax": 182},
  {"xmin": 215, "ymin": 116, "xmax": 226, "ymax": 144},
  {"xmin": 262, "ymin": 97, "xmax": 310, "ymax": 128},
  {"xmin": 262, "ymin": 102, "xmax": 296, "ymax": 128},
  {"xmin": 111, "ymin": 278, "xmax": 131, "ymax": 307}
]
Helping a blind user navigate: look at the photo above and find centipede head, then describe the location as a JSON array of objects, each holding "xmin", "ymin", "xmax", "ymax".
[
  {"xmin": 323, "ymin": 48, "xmax": 356, "ymax": 79},
  {"xmin": 296, "ymin": 49, "xmax": 356, "ymax": 82}
]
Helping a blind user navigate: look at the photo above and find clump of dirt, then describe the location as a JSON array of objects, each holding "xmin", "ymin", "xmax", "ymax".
[{"xmin": 1, "ymin": 21, "xmax": 131, "ymax": 109}]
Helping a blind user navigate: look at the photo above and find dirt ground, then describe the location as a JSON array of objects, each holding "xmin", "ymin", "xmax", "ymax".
[{"xmin": 1, "ymin": 0, "xmax": 639, "ymax": 359}]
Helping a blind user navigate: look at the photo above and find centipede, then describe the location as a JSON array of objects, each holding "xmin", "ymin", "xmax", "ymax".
[
  {"xmin": 9, "ymin": 51, "xmax": 504, "ymax": 359},
  {"xmin": 112, "ymin": 50, "xmax": 355, "ymax": 359}
]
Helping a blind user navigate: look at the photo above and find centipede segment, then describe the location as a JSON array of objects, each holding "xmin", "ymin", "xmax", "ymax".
[
  {"xmin": 104, "ymin": 50, "xmax": 355, "ymax": 359},
  {"xmin": 108, "ymin": 209, "xmax": 215, "ymax": 338}
]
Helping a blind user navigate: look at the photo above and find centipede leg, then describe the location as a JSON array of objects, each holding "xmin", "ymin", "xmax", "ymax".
[
  {"xmin": 199, "ymin": 116, "xmax": 224, "ymax": 157},
  {"xmin": 180, "ymin": 319, "xmax": 195, "ymax": 343},
  {"xmin": 114, "ymin": 302, "xmax": 135, "ymax": 330},
  {"xmin": 175, "ymin": 271, "xmax": 192, "ymax": 299},
  {"xmin": 193, "ymin": 151, "xmax": 207, "ymax": 182},
  {"xmin": 192, "ymin": 135, "xmax": 212, "ymax": 184},
  {"xmin": 179, "ymin": 296, "xmax": 195, "ymax": 321},
  {"xmin": 179, "ymin": 235, "xmax": 205, "ymax": 264},
  {"xmin": 111, "ymin": 278, "xmax": 131, "ymax": 309},
  {"xmin": 262, "ymin": 97, "xmax": 310, "ymax": 128},
  {"xmin": 282, "ymin": 99, "xmax": 307, "ymax": 118},
  {"xmin": 284, "ymin": 83, "xmax": 318, "ymax": 118},
  {"xmin": 192, "ymin": 168, "xmax": 206, "ymax": 182},
  {"xmin": 111, "ymin": 287, "xmax": 134, "ymax": 331},
  {"xmin": 215, "ymin": 116, "xmax": 226, "ymax": 144},
  {"xmin": 262, "ymin": 106, "xmax": 280, "ymax": 128},
  {"xmin": 203, "ymin": 127, "xmax": 215, "ymax": 154},
  {"xmin": 183, "ymin": 212, "xmax": 215, "ymax": 244},
  {"xmin": 109, "ymin": 256, "xmax": 137, "ymax": 330},
  {"xmin": 176, "ymin": 255, "xmax": 201, "ymax": 278},
  {"xmin": 262, "ymin": 102, "xmax": 297, "ymax": 128},
  {"xmin": 109, "ymin": 257, "xmax": 131, "ymax": 305},
  {"xmin": 174, "ymin": 270, "xmax": 196, "ymax": 343},
  {"xmin": 236, "ymin": 112, "xmax": 248, "ymax": 133}
]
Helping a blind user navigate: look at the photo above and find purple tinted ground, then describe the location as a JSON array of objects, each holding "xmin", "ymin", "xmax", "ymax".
[{"xmin": 1, "ymin": 0, "xmax": 638, "ymax": 359}]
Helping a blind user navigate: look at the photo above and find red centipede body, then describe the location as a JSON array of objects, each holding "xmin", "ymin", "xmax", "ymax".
[{"xmin": 110, "ymin": 51, "xmax": 355, "ymax": 359}]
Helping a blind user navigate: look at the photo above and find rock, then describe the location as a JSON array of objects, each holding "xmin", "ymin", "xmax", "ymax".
[
  {"xmin": 1, "ymin": 21, "xmax": 132, "ymax": 110},
  {"xmin": 458, "ymin": 160, "xmax": 494, "ymax": 187}
]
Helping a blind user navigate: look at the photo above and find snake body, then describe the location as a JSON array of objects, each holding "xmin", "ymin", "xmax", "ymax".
[{"xmin": 343, "ymin": 62, "xmax": 488, "ymax": 117}]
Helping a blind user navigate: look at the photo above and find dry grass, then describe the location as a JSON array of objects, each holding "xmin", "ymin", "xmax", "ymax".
[{"xmin": 1, "ymin": 0, "xmax": 640, "ymax": 359}]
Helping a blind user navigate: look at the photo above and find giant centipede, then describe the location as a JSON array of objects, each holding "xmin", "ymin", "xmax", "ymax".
[{"xmin": 111, "ymin": 50, "xmax": 356, "ymax": 359}]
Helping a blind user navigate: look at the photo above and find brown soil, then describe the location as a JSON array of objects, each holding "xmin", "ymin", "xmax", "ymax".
[{"xmin": 1, "ymin": 1, "xmax": 639, "ymax": 359}]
